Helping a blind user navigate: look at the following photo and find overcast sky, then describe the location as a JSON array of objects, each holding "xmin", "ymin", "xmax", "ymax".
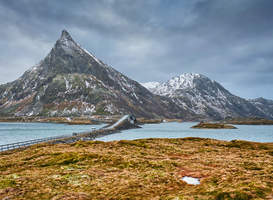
[{"xmin": 0, "ymin": 0, "xmax": 273, "ymax": 100}]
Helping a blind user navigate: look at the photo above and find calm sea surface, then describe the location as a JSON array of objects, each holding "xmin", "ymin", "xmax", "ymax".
[
  {"xmin": 0, "ymin": 122, "xmax": 105, "ymax": 145},
  {"xmin": 97, "ymin": 122, "xmax": 273, "ymax": 143},
  {"xmin": 0, "ymin": 122, "xmax": 272, "ymax": 145}
]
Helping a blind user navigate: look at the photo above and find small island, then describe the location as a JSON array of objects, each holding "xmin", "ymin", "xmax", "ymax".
[{"xmin": 191, "ymin": 122, "xmax": 237, "ymax": 129}]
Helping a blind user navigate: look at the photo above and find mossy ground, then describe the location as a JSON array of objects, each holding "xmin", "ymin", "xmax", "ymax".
[{"xmin": 0, "ymin": 138, "xmax": 272, "ymax": 199}]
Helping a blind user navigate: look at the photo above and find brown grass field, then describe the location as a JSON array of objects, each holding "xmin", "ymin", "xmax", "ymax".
[{"xmin": 0, "ymin": 137, "xmax": 273, "ymax": 199}]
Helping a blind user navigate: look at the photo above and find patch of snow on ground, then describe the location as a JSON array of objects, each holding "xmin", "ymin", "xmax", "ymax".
[{"xmin": 182, "ymin": 176, "xmax": 200, "ymax": 185}]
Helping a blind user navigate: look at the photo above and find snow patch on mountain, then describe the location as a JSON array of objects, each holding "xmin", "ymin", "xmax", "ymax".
[
  {"xmin": 153, "ymin": 73, "xmax": 203, "ymax": 96},
  {"xmin": 141, "ymin": 82, "xmax": 161, "ymax": 91}
]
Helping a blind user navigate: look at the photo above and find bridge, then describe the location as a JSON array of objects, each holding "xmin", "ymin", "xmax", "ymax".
[
  {"xmin": 104, "ymin": 115, "xmax": 136, "ymax": 129},
  {"xmin": 0, "ymin": 115, "xmax": 136, "ymax": 152}
]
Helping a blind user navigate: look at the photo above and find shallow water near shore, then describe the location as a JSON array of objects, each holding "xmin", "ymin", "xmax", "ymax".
[
  {"xmin": 97, "ymin": 122, "xmax": 273, "ymax": 143},
  {"xmin": 0, "ymin": 122, "xmax": 105, "ymax": 145}
]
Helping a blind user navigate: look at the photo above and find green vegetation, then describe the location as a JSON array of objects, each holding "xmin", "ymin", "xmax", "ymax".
[{"xmin": 1, "ymin": 138, "xmax": 272, "ymax": 199}]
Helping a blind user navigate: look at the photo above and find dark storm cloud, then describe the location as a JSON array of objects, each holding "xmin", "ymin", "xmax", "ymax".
[{"xmin": 0, "ymin": 0, "xmax": 272, "ymax": 100}]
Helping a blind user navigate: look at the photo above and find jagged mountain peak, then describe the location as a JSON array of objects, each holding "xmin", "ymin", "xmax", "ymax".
[
  {"xmin": 0, "ymin": 30, "xmax": 174, "ymax": 119},
  {"xmin": 57, "ymin": 30, "xmax": 79, "ymax": 51},
  {"xmin": 168, "ymin": 73, "xmax": 204, "ymax": 88},
  {"xmin": 61, "ymin": 30, "xmax": 73, "ymax": 40},
  {"xmin": 152, "ymin": 73, "xmax": 224, "ymax": 96},
  {"xmin": 54, "ymin": 30, "xmax": 87, "ymax": 55},
  {"xmin": 23, "ymin": 30, "xmax": 113, "ymax": 78}
]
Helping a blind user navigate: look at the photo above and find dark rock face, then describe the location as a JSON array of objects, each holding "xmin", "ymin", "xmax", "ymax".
[{"xmin": 0, "ymin": 30, "xmax": 174, "ymax": 118}]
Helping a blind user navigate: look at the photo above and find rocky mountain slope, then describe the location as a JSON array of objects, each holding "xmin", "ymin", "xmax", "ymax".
[
  {"xmin": 146, "ymin": 73, "xmax": 272, "ymax": 120},
  {"xmin": 0, "ymin": 30, "xmax": 179, "ymax": 118},
  {"xmin": 248, "ymin": 98, "xmax": 273, "ymax": 119},
  {"xmin": 1, "ymin": 30, "xmax": 272, "ymax": 120}
]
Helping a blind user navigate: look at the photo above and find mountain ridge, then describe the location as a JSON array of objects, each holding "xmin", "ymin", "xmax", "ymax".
[
  {"xmin": 0, "ymin": 30, "xmax": 272, "ymax": 120},
  {"xmin": 143, "ymin": 73, "xmax": 273, "ymax": 120},
  {"xmin": 0, "ymin": 30, "xmax": 177, "ymax": 118}
]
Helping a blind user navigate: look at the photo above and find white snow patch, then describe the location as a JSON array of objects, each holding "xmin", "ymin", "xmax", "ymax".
[
  {"xmin": 85, "ymin": 81, "xmax": 91, "ymax": 88},
  {"xmin": 182, "ymin": 176, "xmax": 200, "ymax": 185},
  {"xmin": 141, "ymin": 82, "xmax": 161, "ymax": 90},
  {"xmin": 121, "ymin": 87, "xmax": 127, "ymax": 92},
  {"xmin": 153, "ymin": 73, "xmax": 202, "ymax": 96},
  {"xmin": 132, "ymin": 92, "xmax": 139, "ymax": 100},
  {"xmin": 105, "ymin": 103, "xmax": 116, "ymax": 114}
]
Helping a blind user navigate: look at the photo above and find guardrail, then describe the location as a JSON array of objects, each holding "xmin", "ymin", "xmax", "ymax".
[
  {"xmin": 0, "ymin": 128, "xmax": 102, "ymax": 152},
  {"xmin": 0, "ymin": 133, "xmax": 78, "ymax": 152}
]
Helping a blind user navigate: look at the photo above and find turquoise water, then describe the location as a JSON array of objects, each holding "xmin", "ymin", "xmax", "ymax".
[
  {"xmin": 0, "ymin": 122, "xmax": 105, "ymax": 145},
  {"xmin": 97, "ymin": 122, "xmax": 273, "ymax": 143},
  {"xmin": 1, "ymin": 122, "xmax": 272, "ymax": 145}
]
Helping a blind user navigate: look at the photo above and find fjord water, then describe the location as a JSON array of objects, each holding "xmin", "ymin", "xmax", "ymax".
[
  {"xmin": 97, "ymin": 122, "xmax": 273, "ymax": 143},
  {"xmin": 0, "ymin": 123, "xmax": 105, "ymax": 145},
  {"xmin": 1, "ymin": 122, "xmax": 272, "ymax": 146}
]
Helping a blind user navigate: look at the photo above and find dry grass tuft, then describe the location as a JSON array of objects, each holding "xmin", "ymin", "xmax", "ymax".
[{"xmin": 0, "ymin": 138, "xmax": 272, "ymax": 199}]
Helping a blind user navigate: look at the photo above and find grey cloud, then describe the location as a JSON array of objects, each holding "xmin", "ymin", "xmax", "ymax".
[{"xmin": 0, "ymin": 0, "xmax": 272, "ymax": 100}]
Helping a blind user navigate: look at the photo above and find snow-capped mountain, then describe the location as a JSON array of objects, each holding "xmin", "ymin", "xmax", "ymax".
[
  {"xmin": 151, "ymin": 73, "xmax": 272, "ymax": 120},
  {"xmin": 140, "ymin": 82, "xmax": 161, "ymax": 91},
  {"xmin": 1, "ymin": 31, "xmax": 272, "ymax": 120},
  {"xmin": 0, "ymin": 30, "xmax": 174, "ymax": 118}
]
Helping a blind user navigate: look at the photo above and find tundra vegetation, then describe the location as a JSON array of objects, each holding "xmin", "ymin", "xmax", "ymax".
[{"xmin": 0, "ymin": 138, "xmax": 272, "ymax": 199}]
